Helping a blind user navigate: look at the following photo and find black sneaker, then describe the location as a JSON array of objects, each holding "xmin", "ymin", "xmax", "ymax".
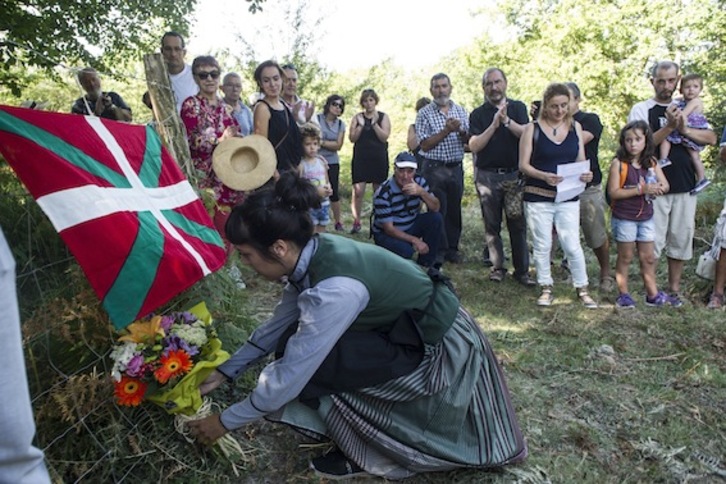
[{"xmin": 310, "ymin": 451, "xmax": 367, "ymax": 480}]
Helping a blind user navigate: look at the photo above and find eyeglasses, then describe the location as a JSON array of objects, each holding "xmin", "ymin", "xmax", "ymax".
[
  {"xmin": 331, "ymin": 102, "xmax": 344, "ymax": 108},
  {"xmin": 195, "ymin": 71, "xmax": 220, "ymax": 80}
]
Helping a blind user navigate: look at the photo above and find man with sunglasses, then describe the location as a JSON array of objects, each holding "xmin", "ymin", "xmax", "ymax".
[
  {"xmin": 281, "ymin": 64, "xmax": 315, "ymax": 127},
  {"xmin": 161, "ymin": 31, "xmax": 198, "ymax": 113}
]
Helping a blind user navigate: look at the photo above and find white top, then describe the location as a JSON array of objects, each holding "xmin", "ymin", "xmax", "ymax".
[{"xmin": 170, "ymin": 64, "xmax": 198, "ymax": 113}]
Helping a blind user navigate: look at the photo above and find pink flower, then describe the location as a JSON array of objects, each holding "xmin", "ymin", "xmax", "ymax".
[{"xmin": 125, "ymin": 354, "xmax": 146, "ymax": 378}]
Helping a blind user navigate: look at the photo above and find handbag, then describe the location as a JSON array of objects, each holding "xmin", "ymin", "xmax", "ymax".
[
  {"xmin": 502, "ymin": 177, "xmax": 524, "ymax": 219},
  {"xmin": 696, "ymin": 250, "xmax": 716, "ymax": 280}
]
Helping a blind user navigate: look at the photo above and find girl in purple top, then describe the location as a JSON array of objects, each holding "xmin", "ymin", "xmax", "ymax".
[{"xmin": 607, "ymin": 120, "xmax": 670, "ymax": 308}]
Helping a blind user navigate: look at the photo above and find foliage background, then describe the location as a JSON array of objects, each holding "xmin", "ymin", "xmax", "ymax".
[{"xmin": 1, "ymin": 0, "xmax": 725, "ymax": 481}]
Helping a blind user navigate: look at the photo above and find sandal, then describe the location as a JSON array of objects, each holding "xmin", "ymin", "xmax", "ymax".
[
  {"xmin": 707, "ymin": 292, "xmax": 724, "ymax": 310},
  {"xmin": 576, "ymin": 287, "xmax": 598, "ymax": 309},
  {"xmin": 537, "ymin": 286, "xmax": 553, "ymax": 306}
]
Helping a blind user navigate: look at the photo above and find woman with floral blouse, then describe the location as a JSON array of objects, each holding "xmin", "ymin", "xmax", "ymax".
[{"xmin": 180, "ymin": 55, "xmax": 243, "ymax": 244}]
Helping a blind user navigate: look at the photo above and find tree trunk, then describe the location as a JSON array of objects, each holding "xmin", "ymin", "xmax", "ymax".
[{"xmin": 143, "ymin": 54, "xmax": 195, "ymax": 184}]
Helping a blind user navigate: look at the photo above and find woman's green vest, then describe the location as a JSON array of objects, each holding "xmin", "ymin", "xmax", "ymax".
[{"xmin": 307, "ymin": 234, "xmax": 459, "ymax": 344}]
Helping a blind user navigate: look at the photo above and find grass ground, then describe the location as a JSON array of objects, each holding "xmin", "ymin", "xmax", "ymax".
[{"xmin": 9, "ymin": 162, "xmax": 724, "ymax": 483}]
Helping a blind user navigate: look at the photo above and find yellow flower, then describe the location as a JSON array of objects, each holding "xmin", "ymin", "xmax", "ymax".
[{"xmin": 118, "ymin": 315, "xmax": 165, "ymax": 344}]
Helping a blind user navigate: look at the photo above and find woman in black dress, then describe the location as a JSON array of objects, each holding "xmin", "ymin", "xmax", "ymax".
[
  {"xmin": 252, "ymin": 60, "xmax": 302, "ymax": 177},
  {"xmin": 348, "ymin": 89, "xmax": 391, "ymax": 234}
]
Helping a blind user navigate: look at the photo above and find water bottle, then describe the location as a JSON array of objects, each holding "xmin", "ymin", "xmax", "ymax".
[{"xmin": 645, "ymin": 167, "xmax": 657, "ymax": 202}]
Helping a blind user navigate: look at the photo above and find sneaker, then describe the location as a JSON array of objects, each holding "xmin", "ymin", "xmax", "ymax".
[
  {"xmin": 334, "ymin": 222, "xmax": 344, "ymax": 232},
  {"xmin": 537, "ymin": 286, "xmax": 554, "ymax": 306},
  {"xmin": 616, "ymin": 293, "xmax": 636, "ymax": 309},
  {"xmin": 515, "ymin": 273, "xmax": 537, "ymax": 287},
  {"xmin": 350, "ymin": 222, "xmax": 361, "ymax": 234},
  {"xmin": 645, "ymin": 291, "xmax": 668, "ymax": 307},
  {"xmin": 576, "ymin": 287, "xmax": 598, "ymax": 309},
  {"xmin": 310, "ymin": 451, "xmax": 367, "ymax": 480},
  {"xmin": 707, "ymin": 292, "xmax": 724, "ymax": 309},
  {"xmin": 658, "ymin": 158, "xmax": 672, "ymax": 168},
  {"xmin": 489, "ymin": 268, "xmax": 506, "ymax": 282},
  {"xmin": 667, "ymin": 293, "xmax": 684, "ymax": 308},
  {"xmin": 690, "ymin": 178, "xmax": 711, "ymax": 196}
]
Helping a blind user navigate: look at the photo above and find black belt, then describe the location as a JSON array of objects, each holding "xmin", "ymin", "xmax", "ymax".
[
  {"xmin": 423, "ymin": 158, "xmax": 462, "ymax": 167},
  {"xmin": 481, "ymin": 167, "xmax": 518, "ymax": 174}
]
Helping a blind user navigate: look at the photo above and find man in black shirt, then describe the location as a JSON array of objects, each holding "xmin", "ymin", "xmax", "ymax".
[{"xmin": 469, "ymin": 68, "xmax": 534, "ymax": 286}]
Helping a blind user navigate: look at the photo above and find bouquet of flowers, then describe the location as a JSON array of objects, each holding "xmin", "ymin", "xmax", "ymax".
[{"xmin": 110, "ymin": 302, "xmax": 229, "ymax": 415}]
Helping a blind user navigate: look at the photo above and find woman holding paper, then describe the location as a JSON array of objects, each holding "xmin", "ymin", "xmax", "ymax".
[{"xmin": 519, "ymin": 82, "xmax": 596, "ymax": 308}]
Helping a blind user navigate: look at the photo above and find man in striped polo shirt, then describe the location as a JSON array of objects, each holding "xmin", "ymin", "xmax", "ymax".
[{"xmin": 372, "ymin": 152, "xmax": 442, "ymax": 268}]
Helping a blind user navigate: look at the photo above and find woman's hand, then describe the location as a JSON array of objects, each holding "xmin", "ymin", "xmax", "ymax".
[
  {"xmin": 356, "ymin": 114, "xmax": 366, "ymax": 127},
  {"xmin": 220, "ymin": 125, "xmax": 239, "ymax": 142},
  {"xmin": 579, "ymin": 170, "xmax": 593, "ymax": 184},
  {"xmin": 187, "ymin": 414, "xmax": 228, "ymax": 446},
  {"xmin": 199, "ymin": 370, "xmax": 227, "ymax": 395},
  {"xmin": 543, "ymin": 172, "xmax": 564, "ymax": 186}
]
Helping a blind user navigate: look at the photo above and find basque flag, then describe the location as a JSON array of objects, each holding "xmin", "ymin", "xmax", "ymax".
[{"xmin": 0, "ymin": 105, "xmax": 226, "ymax": 329}]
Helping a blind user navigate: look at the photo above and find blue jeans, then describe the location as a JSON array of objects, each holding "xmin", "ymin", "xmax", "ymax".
[
  {"xmin": 0, "ymin": 228, "xmax": 51, "ymax": 483},
  {"xmin": 373, "ymin": 212, "xmax": 443, "ymax": 267},
  {"xmin": 525, "ymin": 201, "xmax": 589, "ymax": 287}
]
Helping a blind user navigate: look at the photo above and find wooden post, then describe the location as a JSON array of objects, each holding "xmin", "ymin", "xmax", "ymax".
[{"xmin": 143, "ymin": 53, "xmax": 195, "ymax": 183}]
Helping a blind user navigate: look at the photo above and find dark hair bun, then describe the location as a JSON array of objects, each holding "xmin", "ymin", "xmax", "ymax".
[{"xmin": 275, "ymin": 171, "xmax": 321, "ymax": 212}]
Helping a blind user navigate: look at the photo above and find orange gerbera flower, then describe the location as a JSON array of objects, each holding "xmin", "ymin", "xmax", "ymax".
[
  {"xmin": 114, "ymin": 376, "xmax": 147, "ymax": 407},
  {"xmin": 154, "ymin": 349, "xmax": 193, "ymax": 384}
]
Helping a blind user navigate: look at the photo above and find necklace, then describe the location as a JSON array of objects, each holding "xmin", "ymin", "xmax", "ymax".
[{"xmin": 547, "ymin": 119, "xmax": 565, "ymax": 135}]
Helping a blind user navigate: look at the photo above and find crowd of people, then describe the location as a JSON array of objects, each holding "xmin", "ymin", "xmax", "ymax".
[{"xmin": 56, "ymin": 31, "xmax": 726, "ymax": 480}]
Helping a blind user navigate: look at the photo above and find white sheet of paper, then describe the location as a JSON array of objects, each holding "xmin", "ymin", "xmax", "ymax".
[{"xmin": 555, "ymin": 160, "xmax": 590, "ymax": 203}]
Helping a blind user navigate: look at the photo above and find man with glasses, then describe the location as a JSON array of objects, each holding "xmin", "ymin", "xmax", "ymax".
[
  {"xmin": 221, "ymin": 72, "xmax": 254, "ymax": 136},
  {"xmin": 281, "ymin": 64, "xmax": 315, "ymax": 127},
  {"xmin": 469, "ymin": 68, "xmax": 533, "ymax": 285},
  {"xmin": 161, "ymin": 31, "xmax": 198, "ymax": 113}
]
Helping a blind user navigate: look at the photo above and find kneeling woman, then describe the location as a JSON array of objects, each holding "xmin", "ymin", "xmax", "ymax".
[{"xmin": 189, "ymin": 172, "xmax": 527, "ymax": 480}]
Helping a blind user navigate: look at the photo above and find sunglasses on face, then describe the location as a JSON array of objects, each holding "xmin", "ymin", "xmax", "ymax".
[
  {"xmin": 332, "ymin": 102, "xmax": 344, "ymax": 108},
  {"xmin": 195, "ymin": 71, "xmax": 220, "ymax": 80}
]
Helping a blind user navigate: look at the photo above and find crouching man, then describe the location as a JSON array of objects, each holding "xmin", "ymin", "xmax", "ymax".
[{"xmin": 372, "ymin": 152, "xmax": 442, "ymax": 268}]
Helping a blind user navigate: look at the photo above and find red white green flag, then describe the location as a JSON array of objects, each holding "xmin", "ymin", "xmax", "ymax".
[{"xmin": 0, "ymin": 105, "xmax": 226, "ymax": 329}]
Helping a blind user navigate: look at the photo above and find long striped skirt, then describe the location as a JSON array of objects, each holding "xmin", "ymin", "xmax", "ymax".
[{"xmin": 267, "ymin": 307, "xmax": 527, "ymax": 479}]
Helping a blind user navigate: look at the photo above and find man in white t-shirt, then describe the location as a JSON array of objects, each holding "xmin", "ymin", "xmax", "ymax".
[{"xmin": 161, "ymin": 31, "xmax": 198, "ymax": 113}]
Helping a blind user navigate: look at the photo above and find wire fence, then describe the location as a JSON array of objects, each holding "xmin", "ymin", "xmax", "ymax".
[{"xmin": 5, "ymin": 183, "xmax": 255, "ymax": 482}]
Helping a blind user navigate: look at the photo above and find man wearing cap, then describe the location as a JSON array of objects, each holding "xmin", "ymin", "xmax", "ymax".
[
  {"xmin": 161, "ymin": 31, "xmax": 198, "ymax": 113},
  {"xmin": 71, "ymin": 67, "xmax": 132, "ymax": 121},
  {"xmin": 469, "ymin": 68, "xmax": 533, "ymax": 286},
  {"xmin": 221, "ymin": 72, "xmax": 254, "ymax": 136},
  {"xmin": 565, "ymin": 82, "xmax": 612, "ymax": 292},
  {"xmin": 281, "ymin": 64, "xmax": 315, "ymax": 127},
  {"xmin": 415, "ymin": 73, "xmax": 469, "ymax": 264},
  {"xmin": 372, "ymin": 152, "xmax": 442, "ymax": 268}
]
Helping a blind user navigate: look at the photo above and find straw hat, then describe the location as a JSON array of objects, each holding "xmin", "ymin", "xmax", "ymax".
[{"xmin": 212, "ymin": 135, "xmax": 276, "ymax": 191}]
